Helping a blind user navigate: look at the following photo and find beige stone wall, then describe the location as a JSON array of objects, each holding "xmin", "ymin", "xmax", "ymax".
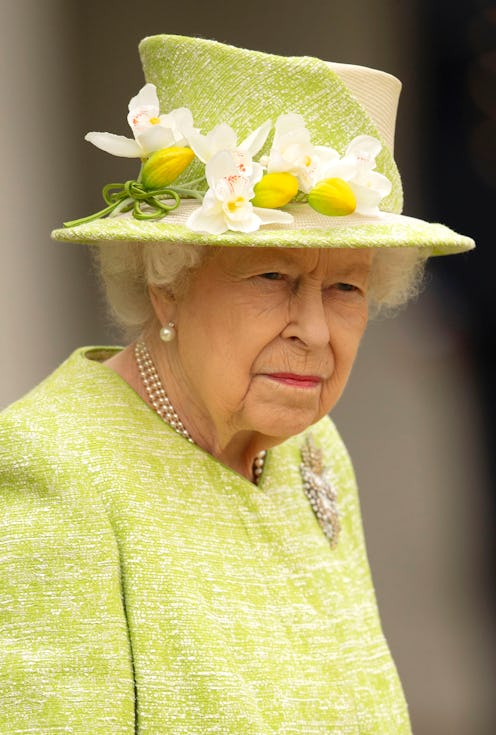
[
  {"xmin": 0, "ymin": 0, "xmax": 111, "ymax": 408},
  {"xmin": 1, "ymin": 1, "xmax": 493, "ymax": 732}
]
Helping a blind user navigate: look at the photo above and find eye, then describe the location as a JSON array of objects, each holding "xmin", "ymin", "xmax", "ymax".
[
  {"xmin": 335, "ymin": 282, "xmax": 359, "ymax": 292},
  {"xmin": 259, "ymin": 272, "xmax": 284, "ymax": 280}
]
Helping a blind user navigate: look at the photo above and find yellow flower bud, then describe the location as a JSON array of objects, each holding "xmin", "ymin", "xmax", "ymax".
[
  {"xmin": 141, "ymin": 146, "xmax": 195, "ymax": 189},
  {"xmin": 252, "ymin": 173, "xmax": 299, "ymax": 208},
  {"xmin": 308, "ymin": 178, "xmax": 356, "ymax": 216}
]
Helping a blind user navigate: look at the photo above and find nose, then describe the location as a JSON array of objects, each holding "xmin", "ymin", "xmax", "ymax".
[{"xmin": 281, "ymin": 282, "xmax": 330, "ymax": 350}]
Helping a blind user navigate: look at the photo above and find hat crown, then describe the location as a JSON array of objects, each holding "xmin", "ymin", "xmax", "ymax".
[{"xmin": 139, "ymin": 34, "xmax": 403, "ymax": 214}]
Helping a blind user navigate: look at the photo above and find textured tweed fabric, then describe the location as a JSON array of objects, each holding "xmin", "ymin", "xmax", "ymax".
[{"xmin": 0, "ymin": 347, "xmax": 412, "ymax": 734}]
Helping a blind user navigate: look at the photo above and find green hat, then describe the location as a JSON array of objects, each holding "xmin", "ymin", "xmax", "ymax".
[{"xmin": 51, "ymin": 34, "xmax": 474, "ymax": 256}]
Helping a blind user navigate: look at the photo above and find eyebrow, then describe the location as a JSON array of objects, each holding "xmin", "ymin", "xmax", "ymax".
[
  {"xmin": 239, "ymin": 251, "xmax": 372, "ymax": 277},
  {"xmin": 333, "ymin": 263, "xmax": 372, "ymax": 277},
  {"xmin": 249, "ymin": 252, "xmax": 298, "ymax": 267}
]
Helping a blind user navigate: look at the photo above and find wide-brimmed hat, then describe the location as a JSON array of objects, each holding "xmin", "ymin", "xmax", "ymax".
[{"xmin": 51, "ymin": 34, "xmax": 474, "ymax": 255}]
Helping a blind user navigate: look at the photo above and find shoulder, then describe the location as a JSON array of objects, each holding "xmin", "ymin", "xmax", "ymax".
[
  {"xmin": 307, "ymin": 414, "xmax": 356, "ymax": 483},
  {"xmin": 0, "ymin": 348, "xmax": 125, "ymax": 602},
  {"xmin": 1, "ymin": 349, "xmax": 85, "ymax": 481},
  {"xmin": 0, "ymin": 346, "xmax": 130, "ymax": 521},
  {"xmin": 1, "ymin": 346, "xmax": 125, "ymax": 465},
  {"xmin": 308, "ymin": 413, "xmax": 350, "ymax": 454},
  {"xmin": 268, "ymin": 413, "xmax": 358, "ymax": 498}
]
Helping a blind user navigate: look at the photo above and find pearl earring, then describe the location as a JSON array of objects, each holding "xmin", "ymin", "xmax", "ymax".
[{"xmin": 159, "ymin": 321, "xmax": 176, "ymax": 342}]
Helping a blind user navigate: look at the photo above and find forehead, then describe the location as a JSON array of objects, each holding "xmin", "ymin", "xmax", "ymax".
[{"xmin": 211, "ymin": 246, "xmax": 373, "ymax": 275}]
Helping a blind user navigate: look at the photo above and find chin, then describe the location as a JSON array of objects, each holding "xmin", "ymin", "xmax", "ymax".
[{"xmin": 250, "ymin": 408, "xmax": 321, "ymax": 441}]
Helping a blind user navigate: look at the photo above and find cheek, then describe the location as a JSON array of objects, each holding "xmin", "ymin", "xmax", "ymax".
[
  {"xmin": 323, "ymin": 307, "xmax": 368, "ymax": 398},
  {"xmin": 183, "ymin": 285, "xmax": 285, "ymax": 362},
  {"xmin": 177, "ymin": 298, "xmax": 283, "ymax": 408},
  {"xmin": 329, "ymin": 300, "xmax": 369, "ymax": 353},
  {"xmin": 335, "ymin": 324, "xmax": 366, "ymax": 363}
]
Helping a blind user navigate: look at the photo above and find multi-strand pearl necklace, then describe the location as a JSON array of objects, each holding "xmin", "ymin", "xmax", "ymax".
[
  {"xmin": 134, "ymin": 340, "xmax": 266, "ymax": 484},
  {"xmin": 135, "ymin": 340, "xmax": 193, "ymax": 443}
]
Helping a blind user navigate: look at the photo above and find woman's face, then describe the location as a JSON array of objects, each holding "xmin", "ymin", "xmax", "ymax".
[{"xmin": 160, "ymin": 246, "xmax": 371, "ymax": 448}]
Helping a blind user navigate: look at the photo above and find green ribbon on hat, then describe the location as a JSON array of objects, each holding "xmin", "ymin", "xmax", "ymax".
[{"xmin": 63, "ymin": 178, "xmax": 207, "ymax": 228}]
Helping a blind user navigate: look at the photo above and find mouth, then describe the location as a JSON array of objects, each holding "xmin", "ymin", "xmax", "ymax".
[{"xmin": 263, "ymin": 373, "xmax": 323, "ymax": 389}]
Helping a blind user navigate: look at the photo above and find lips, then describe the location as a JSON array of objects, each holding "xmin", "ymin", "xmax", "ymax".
[{"xmin": 265, "ymin": 373, "xmax": 322, "ymax": 388}]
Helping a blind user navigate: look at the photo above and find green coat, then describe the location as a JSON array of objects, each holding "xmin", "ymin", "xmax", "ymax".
[{"xmin": 0, "ymin": 348, "xmax": 412, "ymax": 734}]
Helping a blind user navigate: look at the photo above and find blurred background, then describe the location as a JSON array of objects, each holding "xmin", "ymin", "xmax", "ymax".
[{"xmin": 1, "ymin": 0, "xmax": 494, "ymax": 731}]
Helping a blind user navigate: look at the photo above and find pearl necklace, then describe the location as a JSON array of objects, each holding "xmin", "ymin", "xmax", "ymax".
[
  {"xmin": 134, "ymin": 340, "xmax": 266, "ymax": 484},
  {"xmin": 135, "ymin": 340, "xmax": 193, "ymax": 442}
]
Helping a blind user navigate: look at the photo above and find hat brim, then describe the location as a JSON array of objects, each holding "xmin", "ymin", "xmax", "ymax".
[{"xmin": 51, "ymin": 201, "xmax": 474, "ymax": 256}]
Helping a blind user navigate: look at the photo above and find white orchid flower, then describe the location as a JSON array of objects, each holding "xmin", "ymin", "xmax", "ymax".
[
  {"xmin": 261, "ymin": 113, "xmax": 342, "ymax": 194},
  {"xmin": 85, "ymin": 83, "xmax": 198, "ymax": 159},
  {"xmin": 343, "ymin": 135, "xmax": 392, "ymax": 215},
  {"xmin": 188, "ymin": 120, "xmax": 272, "ymax": 177},
  {"xmin": 313, "ymin": 147, "xmax": 356, "ymax": 183},
  {"xmin": 343, "ymin": 135, "xmax": 382, "ymax": 174},
  {"xmin": 186, "ymin": 150, "xmax": 293, "ymax": 235}
]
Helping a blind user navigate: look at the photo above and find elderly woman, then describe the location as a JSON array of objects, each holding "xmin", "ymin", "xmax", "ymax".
[{"xmin": 0, "ymin": 34, "xmax": 473, "ymax": 734}]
